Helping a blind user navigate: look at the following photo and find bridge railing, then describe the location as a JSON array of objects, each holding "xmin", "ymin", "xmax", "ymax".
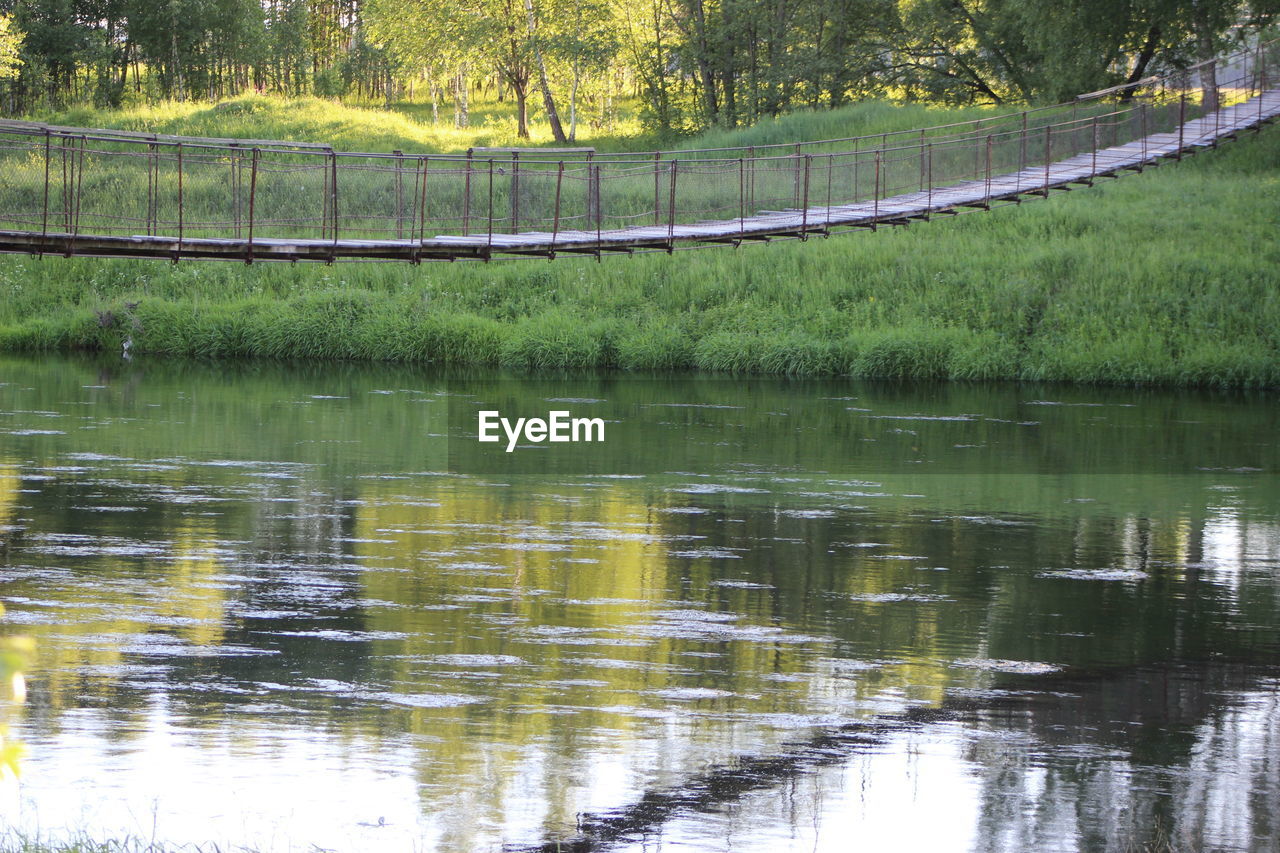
[{"xmin": 0, "ymin": 37, "xmax": 1274, "ymax": 257}]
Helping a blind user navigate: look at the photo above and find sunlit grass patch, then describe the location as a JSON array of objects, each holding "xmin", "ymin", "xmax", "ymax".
[{"xmin": 36, "ymin": 92, "xmax": 649, "ymax": 155}]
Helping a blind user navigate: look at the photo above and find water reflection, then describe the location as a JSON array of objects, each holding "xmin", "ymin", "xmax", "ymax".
[
  {"xmin": 593, "ymin": 665, "xmax": 1280, "ymax": 853},
  {"xmin": 0, "ymin": 356, "xmax": 1277, "ymax": 851}
]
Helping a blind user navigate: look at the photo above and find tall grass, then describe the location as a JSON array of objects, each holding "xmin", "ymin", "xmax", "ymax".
[
  {"xmin": 671, "ymin": 101, "xmax": 1014, "ymax": 153},
  {"xmin": 33, "ymin": 91, "xmax": 1018, "ymax": 156},
  {"xmin": 0, "ymin": 97, "xmax": 1276, "ymax": 386},
  {"xmin": 35, "ymin": 92, "xmax": 648, "ymax": 154}
]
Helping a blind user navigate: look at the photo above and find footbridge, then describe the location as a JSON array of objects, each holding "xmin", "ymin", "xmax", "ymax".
[{"xmin": 0, "ymin": 41, "xmax": 1276, "ymax": 263}]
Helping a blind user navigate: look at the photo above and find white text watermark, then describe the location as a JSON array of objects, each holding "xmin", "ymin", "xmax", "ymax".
[{"xmin": 478, "ymin": 410, "xmax": 606, "ymax": 452}]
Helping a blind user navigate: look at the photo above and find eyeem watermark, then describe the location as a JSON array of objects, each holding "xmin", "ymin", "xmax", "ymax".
[{"xmin": 478, "ymin": 410, "xmax": 605, "ymax": 452}]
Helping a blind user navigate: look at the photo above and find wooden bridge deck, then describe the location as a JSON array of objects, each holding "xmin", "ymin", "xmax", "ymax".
[{"xmin": 0, "ymin": 89, "xmax": 1275, "ymax": 263}]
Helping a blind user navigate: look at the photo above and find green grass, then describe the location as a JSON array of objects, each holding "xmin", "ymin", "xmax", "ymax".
[
  {"xmin": 1, "ymin": 95, "xmax": 1277, "ymax": 386},
  {"xmin": 37, "ymin": 92, "xmax": 650, "ymax": 154},
  {"xmin": 34, "ymin": 90, "xmax": 1024, "ymax": 156}
]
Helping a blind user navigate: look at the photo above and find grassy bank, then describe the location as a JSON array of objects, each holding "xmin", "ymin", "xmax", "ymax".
[
  {"xmin": 0, "ymin": 97, "xmax": 1277, "ymax": 386},
  {"xmin": 34, "ymin": 91, "xmax": 1008, "ymax": 154}
]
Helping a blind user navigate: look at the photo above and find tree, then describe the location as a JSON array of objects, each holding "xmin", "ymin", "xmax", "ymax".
[
  {"xmin": 616, "ymin": 0, "xmax": 682, "ymax": 133},
  {"xmin": 554, "ymin": 0, "xmax": 618, "ymax": 140},
  {"xmin": 0, "ymin": 13, "xmax": 24, "ymax": 82},
  {"xmin": 884, "ymin": 0, "xmax": 1274, "ymax": 106},
  {"xmin": 369, "ymin": 0, "xmax": 559, "ymax": 139},
  {"xmin": 265, "ymin": 0, "xmax": 311, "ymax": 95},
  {"xmin": 367, "ymin": 0, "xmax": 474, "ymax": 123},
  {"xmin": 0, "ymin": 0, "xmax": 1273, "ymax": 129}
]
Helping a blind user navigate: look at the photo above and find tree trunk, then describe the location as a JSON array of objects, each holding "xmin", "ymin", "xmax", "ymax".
[
  {"xmin": 652, "ymin": 0, "xmax": 671, "ymax": 131},
  {"xmin": 514, "ymin": 82, "xmax": 529, "ymax": 138},
  {"xmin": 681, "ymin": 0, "xmax": 718, "ymax": 122},
  {"xmin": 719, "ymin": 4, "xmax": 736, "ymax": 126},
  {"xmin": 569, "ymin": 60, "xmax": 579, "ymax": 142},
  {"xmin": 452, "ymin": 68, "xmax": 470, "ymax": 128},
  {"xmin": 523, "ymin": 0, "xmax": 568, "ymax": 143},
  {"xmin": 169, "ymin": 2, "xmax": 185, "ymax": 102},
  {"xmin": 1197, "ymin": 29, "xmax": 1219, "ymax": 114},
  {"xmin": 1120, "ymin": 25, "xmax": 1161, "ymax": 103}
]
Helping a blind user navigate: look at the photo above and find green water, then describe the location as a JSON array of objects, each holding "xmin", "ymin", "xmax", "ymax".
[{"xmin": 0, "ymin": 356, "xmax": 1277, "ymax": 851}]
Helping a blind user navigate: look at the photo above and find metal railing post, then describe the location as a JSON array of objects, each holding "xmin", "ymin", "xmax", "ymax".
[
  {"xmin": 666, "ymin": 159, "xmax": 677, "ymax": 252},
  {"xmin": 1042, "ymin": 126, "xmax": 1052, "ymax": 196},
  {"xmin": 462, "ymin": 149, "xmax": 473, "ymax": 235},
  {"xmin": 974, "ymin": 121, "xmax": 982, "ymax": 178},
  {"xmin": 1141, "ymin": 102, "xmax": 1149, "ymax": 165},
  {"xmin": 1019, "ymin": 111, "xmax": 1028, "ymax": 176},
  {"xmin": 232, "ymin": 147, "xmax": 241, "ymax": 238},
  {"xmin": 550, "ymin": 160, "xmax": 563, "ymax": 257},
  {"xmin": 59, "ymin": 135, "xmax": 69, "ymax": 233},
  {"xmin": 586, "ymin": 150, "xmax": 596, "ymax": 227},
  {"xmin": 41, "ymin": 130, "xmax": 50, "ymax": 244},
  {"xmin": 1178, "ymin": 89, "xmax": 1187, "ymax": 159},
  {"xmin": 926, "ymin": 143, "xmax": 933, "ymax": 215},
  {"xmin": 328, "ymin": 149, "xmax": 339, "ymax": 259},
  {"xmin": 246, "ymin": 147, "xmax": 259, "ymax": 263},
  {"xmin": 321, "ymin": 153, "xmax": 330, "ymax": 240},
  {"xmin": 738, "ymin": 156, "xmax": 745, "ymax": 239},
  {"xmin": 852, "ymin": 138, "xmax": 859, "ymax": 200},
  {"xmin": 984, "ymin": 134, "xmax": 993, "ymax": 205},
  {"xmin": 1213, "ymin": 60, "xmax": 1222, "ymax": 142},
  {"xmin": 1261, "ymin": 43, "xmax": 1268, "ymax": 130},
  {"xmin": 919, "ymin": 129, "xmax": 926, "ymax": 191},
  {"xmin": 147, "ymin": 139, "xmax": 158, "ymax": 237},
  {"xmin": 594, "ymin": 163, "xmax": 602, "ymax": 259},
  {"xmin": 486, "ymin": 158, "xmax": 494, "ymax": 258},
  {"xmin": 587, "ymin": 151, "xmax": 599, "ymax": 228},
  {"xmin": 1254, "ymin": 42, "xmax": 1262, "ymax": 99},
  {"xmin": 68, "ymin": 135, "xmax": 85, "ymax": 256},
  {"xmin": 653, "ymin": 152, "xmax": 661, "ymax": 225},
  {"xmin": 1091, "ymin": 117, "xmax": 1099, "ymax": 181},
  {"xmin": 416, "ymin": 156, "xmax": 429, "ymax": 260},
  {"xmin": 824, "ymin": 153, "xmax": 833, "ymax": 233},
  {"xmin": 510, "ymin": 151, "xmax": 520, "ymax": 233},
  {"xmin": 793, "ymin": 143, "xmax": 802, "ymax": 207},
  {"xmin": 801, "ymin": 154, "xmax": 811, "ymax": 235},
  {"xmin": 394, "ymin": 149, "xmax": 405, "ymax": 239},
  {"xmin": 176, "ymin": 142, "xmax": 184, "ymax": 260},
  {"xmin": 872, "ymin": 149, "xmax": 881, "ymax": 229}
]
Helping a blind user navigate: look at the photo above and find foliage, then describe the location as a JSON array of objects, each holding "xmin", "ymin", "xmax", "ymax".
[
  {"xmin": 1, "ymin": 1, "xmax": 1276, "ymax": 134},
  {"xmin": 0, "ymin": 15, "xmax": 22, "ymax": 83},
  {"xmin": 890, "ymin": 0, "xmax": 1280, "ymax": 105}
]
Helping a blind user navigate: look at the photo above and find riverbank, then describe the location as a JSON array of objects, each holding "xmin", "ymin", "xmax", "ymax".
[{"xmin": 0, "ymin": 99, "xmax": 1276, "ymax": 386}]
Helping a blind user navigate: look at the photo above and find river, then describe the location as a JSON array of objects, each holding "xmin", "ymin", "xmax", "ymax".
[{"xmin": 0, "ymin": 355, "xmax": 1277, "ymax": 851}]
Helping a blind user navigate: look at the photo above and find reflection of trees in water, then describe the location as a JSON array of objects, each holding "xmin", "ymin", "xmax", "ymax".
[
  {"xmin": 967, "ymin": 664, "xmax": 1280, "ymax": 852},
  {"xmin": 4, "ymin": 431, "xmax": 1280, "ymax": 850},
  {"xmin": 528, "ymin": 665, "xmax": 1280, "ymax": 852},
  {"xmin": 1176, "ymin": 683, "xmax": 1280, "ymax": 851}
]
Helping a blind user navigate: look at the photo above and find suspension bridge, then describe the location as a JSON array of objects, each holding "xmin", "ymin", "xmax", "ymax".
[{"xmin": 0, "ymin": 41, "xmax": 1276, "ymax": 264}]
